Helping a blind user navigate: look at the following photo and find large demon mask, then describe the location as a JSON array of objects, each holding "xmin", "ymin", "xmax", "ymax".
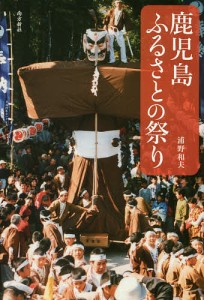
[{"xmin": 83, "ymin": 29, "xmax": 109, "ymax": 63}]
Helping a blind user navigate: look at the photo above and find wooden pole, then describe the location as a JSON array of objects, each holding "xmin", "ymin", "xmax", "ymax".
[
  {"xmin": 8, "ymin": 12, "xmax": 14, "ymax": 170},
  {"xmin": 93, "ymin": 113, "xmax": 98, "ymax": 196}
]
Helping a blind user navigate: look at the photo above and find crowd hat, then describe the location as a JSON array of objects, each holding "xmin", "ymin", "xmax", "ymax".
[
  {"xmin": 152, "ymin": 225, "xmax": 162, "ymax": 233},
  {"xmin": 80, "ymin": 188, "xmax": 88, "ymax": 198},
  {"xmin": 4, "ymin": 280, "xmax": 34, "ymax": 295},
  {"xmin": 0, "ymin": 160, "xmax": 6, "ymax": 164},
  {"xmin": 115, "ymin": 277, "xmax": 147, "ymax": 300},
  {"xmin": 180, "ymin": 246, "xmax": 197, "ymax": 265},
  {"xmin": 64, "ymin": 230, "xmax": 76, "ymax": 239},
  {"xmin": 167, "ymin": 232, "xmax": 179, "ymax": 239},
  {"xmin": 182, "ymin": 246, "xmax": 197, "ymax": 261},
  {"xmin": 191, "ymin": 236, "xmax": 203, "ymax": 244},
  {"xmin": 59, "ymin": 190, "xmax": 68, "ymax": 196},
  {"xmin": 57, "ymin": 166, "xmax": 64, "ymax": 170},
  {"xmin": 123, "ymin": 190, "xmax": 133, "ymax": 197},
  {"xmin": 72, "ymin": 241, "xmax": 85, "ymax": 251},
  {"xmin": 145, "ymin": 231, "xmax": 156, "ymax": 238}
]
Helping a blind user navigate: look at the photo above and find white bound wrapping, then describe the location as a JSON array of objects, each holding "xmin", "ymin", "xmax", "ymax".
[
  {"xmin": 174, "ymin": 248, "xmax": 184, "ymax": 257},
  {"xmin": 4, "ymin": 281, "xmax": 34, "ymax": 295},
  {"xmin": 181, "ymin": 253, "xmax": 197, "ymax": 264},
  {"xmin": 64, "ymin": 234, "xmax": 75, "ymax": 239},
  {"xmin": 90, "ymin": 254, "xmax": 106, "ymax": 261},
  {"xmin": 16, "ymin": 260, "xmax": 29, "ymax": 272},
  {"xmin": 73, "ymin": 130, "xmax": 120, "ymax": 159},
  {"xmin": 72, "ymin": 244, "xmax": 85, "ymax": 250},
  {"xmin": 73, "ymin": 275, "xmax": 87, "ymax": 282},
  {"xmin": 61, "ymin": 274, "xmax": 72, "ymax": 280},
  {"xmin": 33, "ymin": 254, "xmax": 46, "ymax": 259}
]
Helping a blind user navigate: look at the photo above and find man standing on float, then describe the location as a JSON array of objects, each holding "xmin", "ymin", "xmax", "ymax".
[{"xmin": 103, "ymin": 0, "xmax": 131, "ymax": 64}]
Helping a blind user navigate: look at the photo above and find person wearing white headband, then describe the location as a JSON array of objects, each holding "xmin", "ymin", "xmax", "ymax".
[
  {"xmin": 13, "ymin": 257, "xmax": 31, "ymax": 282},
  {"xmin": 167, "ymin": 232, "xmax": 179, "ymax": 243},
  {"xmin": 3, "ymin": 280, "xmax": 34, "ymax": 300},
  {"xmin": 157, "ymin": 239, "xmax": 174, "ymax": 280},
  {"xmin": 191, "ymin": 237, "xmax": 204, "ymax": 275},
  {"xmin": 132, "ymin": 231, "xmax": 158, "ymax": 277},
  {"xmin": 72, "ymin": 241, "xmax": 87, "ymax": 268},
  {"xmin": 178, "ymin": 246, "xmax": 204, "ymax": 300},
  {"xmin": 152, "ymin": 225, "xmax": 163, "ymax": 248},
  {"xmin": 84, "ymin": 248, "xmax": 108, "ymax": 291},
  {"xmin": 1, "ymin": 214, "xmax": 22, "ymax": 284},
  {"xmin": 52, "ymin": 257, "xmax": 74, "ymax": 280},
  {"xmin": 55, "ymin": 263, "xmax": 74, "ymax": 296},
  {"xmin": 47, "ymin": 189, "xmax": 89, "ymax": 233},
  {"xmin": 63, "ymin": 231, "xmax": 76, "ymax": 256},
  {"xmin": 13, "ymin": 257, "xmax": 45, "ymax": 296},
  {"xmin": 166, "ymin": 243, "xmax": 184, "ymax": 299},
  {"xmin": 27, "ymin": 231, "xmax": 43, "ymax": 264},
  {"xmin": 40, "ymin": 210, "xmax": 65, "ymax": 256},
  {"xmin": 126, "ymin": 198, "xmax": 151, "ymax": 236},
  {"xmin": 30, "ymin": 247, "xmax": 50, "ymax": 293},
  {"xmin": 94, "ymin": 271, "xmax": 123, "ymax": 300},
  {"xmin": 78, "ymin": 188, "xmax": 92, "ymax": 209},
  {"xmin": 62, "ymin": 267, "xmax": 93, "ymax": 299},
  {"xmin": 123, "ymin": 190, "xmax": 135, "ymax": 232},
  {"xmin": 54, "ymin": 165, "xmax": 70, "ymax": 194},
  {"xmin": 191, "ymin": 238, "xmax": 204, "ymax": 256}
]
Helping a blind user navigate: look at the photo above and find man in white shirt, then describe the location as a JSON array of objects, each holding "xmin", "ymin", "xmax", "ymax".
[
  {"xmin": 54, "ymin": 166, "xmax": 70, "ymax": 193},
  {"xmin": 48, "ymin": 190, "xmax": 96, "ymax": 233},
  {"xmin": 79, "ymin": 188, "xmax": 92, "ymax": 208},
  {"xmin": 84, "ymin": 248, "xmax": 108, "ymax": 291}
]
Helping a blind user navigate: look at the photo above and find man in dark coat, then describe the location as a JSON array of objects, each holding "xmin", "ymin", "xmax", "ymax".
[
  {"xmin": 40, "ymin": 210, "xmax": 65, "ymax": 257},
  {"xmin": 1, "ymin": 214, "xmax": 22, "ymax": 284},
  {"xmin": 48, "ymin": 190, "xmax": 97, "ymax": 233}
]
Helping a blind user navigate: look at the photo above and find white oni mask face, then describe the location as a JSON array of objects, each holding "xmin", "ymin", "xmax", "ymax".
[{"xmin": 83, "ymin": 29, "xmax": 110, "ymax": 62}]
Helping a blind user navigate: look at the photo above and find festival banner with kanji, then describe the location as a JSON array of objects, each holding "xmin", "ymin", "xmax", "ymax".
[
  {"xmin": 141, "ymin": 6, "xmax": 199, "ymax": 175},
  {"xmin": 0, "ymin": 14, "xmax": 10, "ymax": 124}
]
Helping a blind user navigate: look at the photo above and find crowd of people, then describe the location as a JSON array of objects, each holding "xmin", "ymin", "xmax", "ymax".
[
  {"xmin": 0, "ymin": 0, "xmax": 204, "ymax": 297},
  {"xmin": 0, "ymin": 117, "xmax": 204, "ymax": 299}
]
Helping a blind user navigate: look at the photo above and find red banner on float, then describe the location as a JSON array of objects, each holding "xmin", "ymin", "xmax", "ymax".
[{"xmin": 140, "ymin": 5, "xmax": 199, "ymax": 175}]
